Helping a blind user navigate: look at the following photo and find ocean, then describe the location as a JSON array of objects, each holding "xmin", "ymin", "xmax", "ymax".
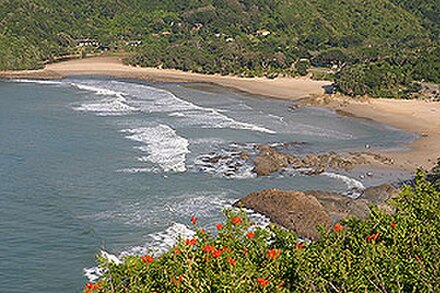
[{"xmin": 0, "ymin": 77, "xmax": 415, "ymax": 292}]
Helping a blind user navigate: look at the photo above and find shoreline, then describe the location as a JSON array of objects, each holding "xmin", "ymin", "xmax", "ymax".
[{"xmin": 1, "ymin": 56, "xmax": 439, "ymax": 171}]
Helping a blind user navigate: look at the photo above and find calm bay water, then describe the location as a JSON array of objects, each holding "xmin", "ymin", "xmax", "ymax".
[{"xmin": 0, "ymin": 78, "xmax": 415, "ymax": 292}]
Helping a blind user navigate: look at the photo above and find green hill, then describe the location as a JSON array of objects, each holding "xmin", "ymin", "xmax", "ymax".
[{"xmin": 0, "ymin": 0, "xmax": 438, "ymax": 98}]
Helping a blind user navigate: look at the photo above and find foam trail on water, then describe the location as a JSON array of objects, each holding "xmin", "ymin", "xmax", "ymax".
[
  {"xmin": 75, "ymin": 80, "xmax": 275, "ymax": 134},
  {"xmin": 322, "ymin": 172, "xmax": 365, "ymax": 199},
  {"xmin": 69, "ymin": 81, "xmax": 139, "ymax": 116},
  {"xmin": 73, "ymin": 97, "xmax": 138, "ymax": 115},
  {"xmin": 121, "ymin": 125, "xmax": 189, "ymax": 172},
  {"xmin": 11, "ymin": 79, "xmax": 63, "ymax": 85},
  {"xmin": 69, "ymin": 83, "xmax": 125, "ymax": 97},
  {"xmin": 125, "ymin": 224, "xmax": 196, "ymax": 256}
]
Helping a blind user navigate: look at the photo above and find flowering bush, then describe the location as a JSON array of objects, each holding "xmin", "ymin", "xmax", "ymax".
[{"xmin": 87, "ymin": 170, "xmax": 439, "ymax": 292}]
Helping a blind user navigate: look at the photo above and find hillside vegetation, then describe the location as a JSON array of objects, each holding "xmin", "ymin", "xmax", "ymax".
[{"xmin": 0, "ymin": 0, "xmax": 439, "ymax": 98}]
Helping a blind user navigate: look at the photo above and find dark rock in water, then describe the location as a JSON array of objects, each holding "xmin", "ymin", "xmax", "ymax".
[
  {"xmin": 252, "ymin": 146, "xmax": 291, "ymax": 176},
  {"xmin": 240, "ymin": 151, "xmax": 250, "ymax": 160},
  {"xmin": 235, "ymin": 184, "xmax": 397, "ymax": 239},
  {"xmin": 236, "ymin": 189, "xmax": 331, "ymax": 240},
  {"xmin": 250, "ymin": 147, "xmax": 393, "ymax": 177}
]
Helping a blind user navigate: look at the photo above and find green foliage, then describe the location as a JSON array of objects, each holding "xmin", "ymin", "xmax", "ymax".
[
  {"xmin": 312, "ymin": 49, "xmax": 348, "ymax": 67},
  {"xmin": 427, "ymin": 159, "xmax": 440, "ymax": 191},
  {"xmin": 88, "ymin": 171, "xmax": 440, "ymax": 292},
  {"xmin": 336, "ymin": 61, "xmax": 412, "ymax": 98},
  {"xmin": 0, "ymin": 0, "xmax": 439, "ymax": 99},
  {"xmin": 295, "ymin": 60, "xmax": 309, "ymax": 76},
  {"xmin": 290, "ymin": 170, "xmax": 439, "ymax": 292},
  {"xmin": 336, "ymin": 44, "xmax": 440, "ymax": 98},
  {"xmin": 0, "ymin": 33, "xmax": 43, "ymax": 70}
]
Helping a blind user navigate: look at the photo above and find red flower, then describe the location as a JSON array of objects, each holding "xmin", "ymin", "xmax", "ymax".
[
  {"xmin": 277, "ymin": 281, "xmax": 285, "ymax": 288},
  {"xmin": 391, "ymin": 222, "xmax": 396, "ymax": 229},
  {"xmin": 171, "ymin": 277, "xmax": 179, "ymax": 286},
  {"xmin": 296, "ymin": 243, "xmax": 304, "ymax": 250},
  {"xmin": 243, "ymin": 248, "xmax": 248, "ymax": 255},
  {"xmin": 191, "ymin": 216, "xmax": 198, "ymax": 225},
  {"xmin": 141, "ymin": 254, "xmax": 154, "ymax": 264},
  {"xmin": 366, "ymin": 231, "xmax": 380, "ymax": 242},
  {"xmin": 216, "ymin": 223, "xmax": 224, "ymax": 230},
  {"xmin": 257, "ymin": 278, "xmax": 270, "ymax": 287},
  {"xmin": 227, "ymin": 258, "xmax": 237, "ymax": 265},
  {"xmin": 267, "ymin": 248, "xmax": 281, "ymax": 260},
  {"xmin": 173, "ymin": 247, "xmax": 181, "ymax": 255},
  {"xmin": 246, "ymin": 231, "xmax": 255, "ymax": 239},
  {"xmin": 179, "ymin": 274, "xmax": 184, "ymax": 282},
  {"xmin": 211, "ymin": 249, "xmax": 224, "ymax": 258},
  {"xmin": 231, "ymin": 217, "xmax": 242, "ymax": 225},
  {"xmin": 200, "ymin": 228, "xmax": 206, "ymax": 233},
  {"xmin": 333, "ymin": 223, "xmax": 343, "ymax": 233},
  {"xmin": 85, "ymin": 282, "xmax": 99, "ymax": 292},
  {"xmin": 372, "ymin": 231, "xmax": 380, "ymax": 241},
  {"xmin": 185, "ymin": 238, "xmax": 197, "ymax": 246},
  {"xmin": 202, "ymin": 244, "xmax": 215, "ymax": 253}
]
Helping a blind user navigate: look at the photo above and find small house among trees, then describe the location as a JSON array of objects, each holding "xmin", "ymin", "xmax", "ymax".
[
  {"xmin": 125, "ymin": 40, "xmax": 142, "ymax": 47},
  {"xmin": 75, "ymin": 39, "xmax": 100, "ymax": 47},
  {"xmin": 191, "ymin": 23, "xmax": 204, "ymax": 31},
  {"xmin": 256, "ymin": 30, "xmax": 271, "ymax": 37}
]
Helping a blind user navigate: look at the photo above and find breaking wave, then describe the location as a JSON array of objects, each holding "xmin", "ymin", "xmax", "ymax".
[
  {"xmin": 11, "ymin": 79, "xmax": 63, "ymax": 85},
  {"xmin": 322, "ymin": 172, "xmax": 365, "ymax": 199},
  {"xmin": 70, "ymin": 80, "xmax": 275, "ymax": 133},
  {"xmin": 121, "ymin": 125, "xmax": 189, "ymax": 173}
]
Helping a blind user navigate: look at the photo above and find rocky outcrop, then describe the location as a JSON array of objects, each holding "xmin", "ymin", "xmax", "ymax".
[
  {"xmin": 252, "ymin": 145, "xmax": 291, "ymax": 176},
  {"xmin": 251, "ymin": 146, "xmax": 394, "ymax": 177},
  {"xmin": 235, "ymin": 184, "xmax": 398, "ymax": 239},
  {"xmin": 237, "ymin": 189, "xmax": 332, "ymax": 239}
]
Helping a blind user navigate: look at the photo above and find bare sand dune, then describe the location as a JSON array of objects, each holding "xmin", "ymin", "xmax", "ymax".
[{"xmin": 1, "ymin": 56, "xmax": 439, "ymax": 171}]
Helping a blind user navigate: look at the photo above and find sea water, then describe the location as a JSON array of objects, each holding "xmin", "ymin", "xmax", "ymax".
[{"xmin": 0, "ymin": 78, "xmax": 415, "ymax": 292}]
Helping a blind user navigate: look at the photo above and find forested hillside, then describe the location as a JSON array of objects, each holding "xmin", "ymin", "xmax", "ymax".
[{"xmin": 0, "ymin": 0, "xmax": 439, "ymax": 98}]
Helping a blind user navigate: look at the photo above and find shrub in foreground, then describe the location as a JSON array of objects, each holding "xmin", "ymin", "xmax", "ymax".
[{"xmin": 86, "ymin": 171, "xmax": 439, "ymax": 292}]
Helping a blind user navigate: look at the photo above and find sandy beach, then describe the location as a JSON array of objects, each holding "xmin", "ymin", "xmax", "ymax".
[{"xmin": 1, "ymin": 56, "xmax": 439, "ymax": 171}]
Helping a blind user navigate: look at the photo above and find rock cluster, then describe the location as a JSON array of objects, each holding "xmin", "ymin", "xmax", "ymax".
[
  {"xmin": 235, "ymin": 184, "xmax": 398, "ymax": 239},
  {"xmin": 251, "ymin": 145, "xmax": 393, "ymax": 177}
]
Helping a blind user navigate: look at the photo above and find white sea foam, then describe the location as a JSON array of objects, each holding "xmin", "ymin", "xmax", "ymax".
[
  {"xmin": 123, "ymin": 223, "xmax": 197, "ymax": 257},
  {"xmin": 69, "ymin": 82, "xmax": 139, "ymax": 116},
  {"xmin": 165, "ymin": 192, "xmax": 236, "ymax": 218},
  {"xmin": 12, "ymin": 79, "xmax": 63, "ymax": 85},
  {"xmin": 85, "ymin": 191, "xmax": 235, "ymax": 227},
  {"xmin": 72, "ymin": 80, "xmax": 275, "ymax": 134},
  {"xmin": 73, "ymin": 96, "xmax": 138, "ymax": 115},
  {"xmin": 116, "ymin": 167, "xmax": 158, "ymax": 174},
  {"xmin": 69, "ymin": 83, "xmax": 125, "ymax": 97},
  {"xmin": 121, "ymin": 125, "xmax": 189, "ymax": 172},
  {"xmin": 322, "ymin": 172, "xmax": 365, "ymax": 199}
]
